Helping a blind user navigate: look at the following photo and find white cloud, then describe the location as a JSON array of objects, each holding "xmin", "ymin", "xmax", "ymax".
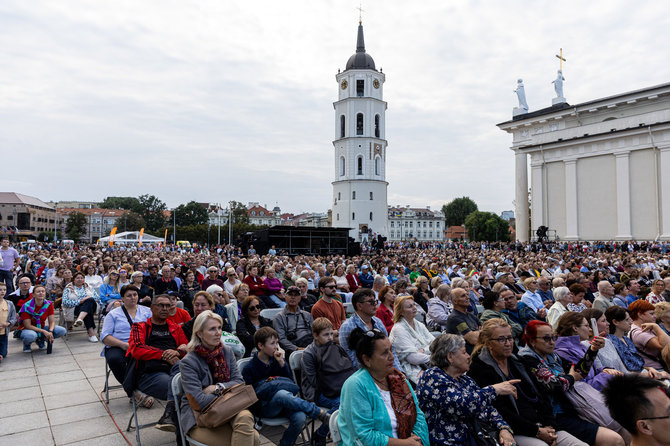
[{"xmin": 2, "ymin": 0, "xmax": 670, "ymax": 214}]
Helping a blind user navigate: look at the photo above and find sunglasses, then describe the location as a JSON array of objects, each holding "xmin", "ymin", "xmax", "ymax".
[
  {"xmin": 248, "ymin": 305, "xmax": 261, "ymax": 311},
  {"xmin": 324, "ymin": 285, "xmax": 337, "ymax": 289}
]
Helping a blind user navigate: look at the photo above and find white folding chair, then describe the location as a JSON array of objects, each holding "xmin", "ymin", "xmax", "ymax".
[
  {"xmin": 260, "ymin": 308, "xmax": 282, "ymax": 320},
  {"xmin": 329, "ymin": 409, "xmax": 341, "ymax": 444},
  {"xmin": 344, "ymin": 302, "xmax": 355, "ymax": 316},
  {"xmin": 171, "ymin": 373, "xmax": 208, "ymax": 446}
]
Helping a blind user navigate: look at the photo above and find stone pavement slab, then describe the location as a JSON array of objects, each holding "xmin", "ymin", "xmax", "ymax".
[{"xmin": 0, "ymin": 325, "xmax": 333, "ymax": 446}]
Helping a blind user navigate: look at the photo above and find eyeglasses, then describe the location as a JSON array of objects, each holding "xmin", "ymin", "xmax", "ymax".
[
  {"xmin": 640, "ymin": 413, "xmax": 670, "ymax": 421},
  {"xmin": 324, "ymin": 285, "xmax": 337, "ymax": 289},
  {"xmin": 536, "ymin": 334, "xmax": 558, "ymax": 342},
  {"xmin": 491, "ymin": 336, "xmax": 514, "ymax": 344},
  {"xmin": 360, "ymin": 299, "xmax": 378, "ymax": 305},
  {"xmin": 248, "ymin": 305, "xmax": 261, "ymax": 311}
]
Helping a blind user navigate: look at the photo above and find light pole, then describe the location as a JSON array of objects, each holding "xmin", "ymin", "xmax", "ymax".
[
  {"xmin": 54, "ymin": 203, "xmax": 59, "ymax": 242},
  {"xmin": 217, "ymin": 204, "xmax": 221, "ymax": 245},
  {"xmin": 173, "ymin": 208, "xmax": 176, "ymax": 246},
  {"xmin": 228, "ymin": 201, "xmax": 233, "ymax": 246}
]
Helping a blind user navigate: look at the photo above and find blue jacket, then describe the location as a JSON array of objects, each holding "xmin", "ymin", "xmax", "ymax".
[
  {"xmin": 99, "ymin": 283, "xmax": 121, "ymax": 305},
  {"xmin": 359, "ymin": 273, "xmax": 374, "ymax": 288},
  {"xmin": 338, "ymin": 368, "xmax": 429, "ymax": 446}
]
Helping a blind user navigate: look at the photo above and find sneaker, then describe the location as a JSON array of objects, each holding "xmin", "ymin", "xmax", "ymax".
[
  {"xmin": 88, "ymin": 336, "xmax": 99, "ymax": 343},
  {"xmin": 155, "ymin": 402, "xmax": 177, "ymax": 432},
  {"xmin": 37, "ymin": 342, "xmax": 47, "ymax": 350},
  {"xmin": 317, "ymin": 408, "xmax": 331, "ymax": 424},
  {"xmin": 312, "ymin": 431, "xmax": 328, "ymax": 446},
  {"xmin": 23, "ymin": 345, "xmax": 31, "ymax": 353},
  {"xmin": 73, "ymin": 319, "xmax": 84, "ymax": 328}
]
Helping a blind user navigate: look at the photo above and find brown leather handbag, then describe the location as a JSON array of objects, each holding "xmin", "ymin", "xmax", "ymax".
[{"xmin": 187, "ymin": 383, "xmax": 258, "ymax": 428}]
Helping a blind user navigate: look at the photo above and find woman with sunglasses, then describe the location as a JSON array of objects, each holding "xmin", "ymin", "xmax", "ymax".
[
  {"xmin": 99, "ymin": 269, "xmax": 122, "ymax": 313},
  {"xmin": 469, "ymin": 318, "xmax": 586, "ymax": 446},
  {"xmin": 518, "ymin": 321, "xmax": 624, "ymax": 446},
  {"xmin": 235, "ymin": 296, "xmax": 273, "ymax": 357}
]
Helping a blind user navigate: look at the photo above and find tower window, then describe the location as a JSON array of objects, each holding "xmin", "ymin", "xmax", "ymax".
[
  {"xmin": 338, "ymin": 192, "xmax": 341, "ymax": 200},
  {"xmin": 357, "ymin": 80, "xmax": 364, "ymax": 97},
  {"xmin": 370, "ymin": 212, "xmax": 373, "ymax": 221},
  {"xmin": 356, "ymin": 113, "xmax": 363, "ymax": 135},
  {"xmin": 370, "ymin": 192, "xmax": 373, "ymax": 200},
  {"xmin": 352, "ymin": 212, "xmax": 356, "ymax": 220},
  {"xmin": 357, "ymin": 156, "xmax": 363, "ymax": 175},
  {"xmin": 375, "ymin": 157, "xmax": 380, "ymax": 175},
  {"xmin": 340, "ymin": 156, "xmax": 345, "ymax": 176},
  {"xmin": 340, "ymin": 115, "xmax": 345, "ymax": 138},
  {"xmin": 337, "ymin": 213, "xmax": 339, "ymax": 221},
  {"xmin": 375, "ymin": 114, "xmax": 380, "ymax": 138},
  {"xmin": 352, "ymin": 191, "xmax": 356, "ymax": 200}
]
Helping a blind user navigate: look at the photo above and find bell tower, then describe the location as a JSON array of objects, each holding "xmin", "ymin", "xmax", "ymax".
[{"xmin": 331, "ymin": 21, "xmax": 388, "ymax": 242}]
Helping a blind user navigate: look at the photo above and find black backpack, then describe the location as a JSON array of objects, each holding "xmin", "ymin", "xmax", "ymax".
[{"xmin": 314, "ymin": 342, "xmax": 356, "ymax": 398}]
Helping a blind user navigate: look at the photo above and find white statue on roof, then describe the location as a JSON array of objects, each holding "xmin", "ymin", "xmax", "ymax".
[{"xmin": 513, "ymin": 79, "xmax": 529, "ymax": 116}]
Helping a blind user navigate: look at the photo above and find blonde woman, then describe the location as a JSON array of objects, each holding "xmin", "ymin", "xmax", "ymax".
[
  {"xmin": 389, "ymin": 295, "xmax": 435, "ymax": 384},
  {"xmin": 178, "ymin": 310, "xmax": 259, "ymax": 446}
]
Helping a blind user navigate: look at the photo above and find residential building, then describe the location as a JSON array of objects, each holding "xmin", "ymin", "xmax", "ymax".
[
  {"xmin": 0, "ymin": 192, "xmax": 56, "ymax": 240},
  {"xmin": 58, "ymin": 207, "xmax": 129, "ymax": 243},
  {"xmin": 387, "ymin": 206, "xmax": 445, "ymax": 241}
]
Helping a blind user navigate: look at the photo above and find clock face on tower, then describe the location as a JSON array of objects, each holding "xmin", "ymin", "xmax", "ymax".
[
  {"xmin": 373, "ymin": 79, "xmax": 380, "ymax": 89},
  {"xmin": 340, "ymin": 80, "xmax": 348, "ymax": 90}
]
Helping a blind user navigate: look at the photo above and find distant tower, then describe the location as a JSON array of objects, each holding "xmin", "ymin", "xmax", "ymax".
[{"xmin": 331, "ymin": 21, "xmax": 388, "ymax": 242}]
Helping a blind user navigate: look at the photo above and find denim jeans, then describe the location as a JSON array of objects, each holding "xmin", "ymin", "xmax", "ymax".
[
  {"xmin": 268, "ymin": 295, "xmax": 286, "ymax": 309},
  {"xmin": 314, "ymin": 394, "xmax": 340, "ymax": 436},
  {"xmin": 137, "ymin": 362, "xmax": 180, "ymax": 402},
  {"xmin": 0, "ymin": 270, "xmax": 14, "ymax": 294},
  {"xmin": 261, "ymin": 389, "xmax": 321, "ymax": 446},
  {"xmin": 0, "ymin": 332, "xmax": 7, "ymax": 358},
  {"xmin": 20, "ymin": 326, "xmax": 67, "ymax": 347}
]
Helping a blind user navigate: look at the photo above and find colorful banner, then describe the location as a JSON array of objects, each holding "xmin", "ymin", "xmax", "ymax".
[
  {"xmin": 138, "ymin": 228, "xmax": 144, "ymax": 247},
  {"xmin": 163, "ymin": 229, "xmax": 168, "ymax": 247},
  {"xmin": 109, "ymin": 227, "xmax": 118, "ymax": 246}
]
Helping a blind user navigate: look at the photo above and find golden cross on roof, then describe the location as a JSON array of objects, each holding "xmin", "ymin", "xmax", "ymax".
[
  {"xmin": 357, "ymin": 2, "xmax": 365, "ymax": 24},
  {"xmin": 556, "ymin": 48, "xmax": 566, "ymax": 71}
]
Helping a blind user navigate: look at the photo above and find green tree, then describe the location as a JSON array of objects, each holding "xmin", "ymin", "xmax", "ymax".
[
  {"xmin": 117, "ymin": 211, "xmax": 146, "ymax": 232},
  {"xmin": 99, "ymin": 196, "xmax": 142, "ymax": 212},
  {"xmin": 229, "ymin": 200, "xmax": 249, "ymax": 225},
  {"xmin": 464, "ymin": 211, "xmax": 510, "ymax": 242},
  {"xmin": 138, "ymin": 194, "xmax": 167, "ymax": 231},
  {"xmin": 173, "ymin": 201, "xmax": 209, "ymax": 226},
  {"xmin": 442, "ymin": 197, "xmax": 478, "ymax": 226},
  {"xmin": 65, "ymin": 212, "xmax": 87, "ymax": 241}
]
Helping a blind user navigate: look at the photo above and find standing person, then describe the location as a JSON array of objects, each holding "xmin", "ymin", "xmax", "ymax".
[
  {"xmin": 100, "ymin": 285, "xmax": 152, "ymax": 401},
  {"xmin": 178, "ymin": 310, "xmax": 259, "ymax": 446},
  {"xmin": 311, "ymin": 277, "xmax": 346, "ymax": 332},
  {"xmin": 273, "ymin": 286, "xmax": 314, "ymax": 358},
  {"xmin": 18, "ymin": 284, "xmax": 67, "ymax": 353},
  {"xmin": 0, "ymin": 282, "xmax": 17, "ymax": 361},
  {"xmin": 338, "ymin": 327, "xmax": 430, "ymax": 445},
  {"xmin": 0, "ymin": 237, "xmax": 19, "ymax": 293},
  {"xmin": 241, "ymin": 327, "xmax": 330, "ymax": 446},
  {"xmin": 64, "ymin": 271, "xmax": 100, "ymax": 342}
]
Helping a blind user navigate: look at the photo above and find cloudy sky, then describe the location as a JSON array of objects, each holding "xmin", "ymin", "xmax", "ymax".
[{"xmin": 2, "ymin": 0, "xmax": 670, "ymax": 215}]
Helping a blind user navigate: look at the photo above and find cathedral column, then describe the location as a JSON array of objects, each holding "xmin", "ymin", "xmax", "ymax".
[
  {"xmin": 659, "ymin": 147, "xmax": 670, "ymax": 239},
  {"xmin": 615, "ymin": 152, "xmax": 633, "ymax": 240},
  {"xmin": 515, "ymin": 151, "xmax": 529, "ymax": 242},
  {"xmin": 564, "ymin": 159, "xmax": 579, "ymax": 240},
  {"xmin": 531, "ymin": 162, "xmax": 544, "ymax": 234}
]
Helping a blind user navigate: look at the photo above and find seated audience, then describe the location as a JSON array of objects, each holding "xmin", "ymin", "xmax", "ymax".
[
  {"xmin": 63, "ymin": 271, "xmax": 100, "ymax": 342},
  {"xmin": 166, "ymin": 293, "xmax": 192, "ymax": 326},
  {"xmin": 389, "ymin": 295, "xmax": 434, "ymax": 385},
  {"xmin": 501, "ymin": 286, "xmax": 539, "ymax": 329},
  {"xmin": 339, "ymin": 327, "xmax": 429, "ymax": 445},
  {"xmin": 236, "ymin": 295, "xmax": 273, "ymax": 357},
  {"xmin": 518, "ymin": 321, "xmax": 625, "ymax": 445},
  {"xmin": 445, "ymin": 287, "xmax": 481, "ymax": 353},
  {"xmin": 100, "ymin": 285, "xmax": 152, "ymax": 404},
  {"xmin": 311, "ymin": 277, "xmax": 346, "ymax": 331},
  {"xmin": 154, "ymin": 265, "xmax": 179, "ymax": 296},
  {"xmin": 127, "ymin": 294, "xmax": 189, "ymax": 434},
  {"xmin": 301, "ymin": 317, "xmax": 355, "ymax": 446},
  {"xmin": 178, "ymin": 310, "xmax": 259, "ymax": 446},
  {"xmin": 273, "ymin": 286, "xmax": 314, "ymax": 358},
  {"xmin": 426, "ymin": 284, "xmax": 452, "ymax": 332},
  {"xmin": 628, "ymin": 299, "xmax": 670, "ymax": 371},
  {"xmin": 654, "ymin": 301, "xmax": 670, "ymax": 335},
  {"xmin": 180, "ymin": 291, "xmax": 232, "ymax": 340},
  {"xmin": 99, "ymin": 269, "xmax": 121, "ymax": 313},
  {"xmin": 241, "ymin": 327, "xmax": 329, "ymax": 446},
  {"xmin": 376, "ymin": 285, "xmax": 396, "ymax": 334},
  {"xmin": 479, "ymin": 290, "xmax": 523, "ymax": 341},
  {"xmin": 412, "ymin": 276, "xmax": 432, "ymax": 313},
  {"xmin": 567, "ymin": 284, "xmax": 590, "ymax": 312},
  {"xmin": 178, "ymin": 270, "xmax": 200, "ymax": 314},
  {"xmin": 416, "ymin": 333, "xmax": 514, "ymax": 446},
  {"xmin": 469, "ymin": 318, "xmax": 586, "ymax": 446}
]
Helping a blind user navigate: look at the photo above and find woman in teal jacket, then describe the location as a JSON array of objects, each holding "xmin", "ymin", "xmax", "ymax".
[{"xmin": 338, "ymin": 327, "xmax": 429, "ymax": 446}]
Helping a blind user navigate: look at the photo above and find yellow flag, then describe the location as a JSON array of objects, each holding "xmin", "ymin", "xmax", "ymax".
[
  {"xmin": 109, "ymin": 227, "xmax": 118, "ymax": 246},
  {"xmin": 164, "ymin": 229, "xmax": 168, "ymax": 247},
  {"xmin": 138, "ymin": 228, "xmax": 145, "ymax": 247}
]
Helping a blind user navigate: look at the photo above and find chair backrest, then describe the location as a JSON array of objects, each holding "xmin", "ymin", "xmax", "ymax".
[
  {"xmin": 260, "ymin": 308, "xmax": 282, "ymax": 320},
  {"xmin": 237, "ymin": 357, "xmax": 252, "ymax": 375},
  {"xmin": 329, "ymin": 409, "xmax": 341, "ymax": 443},
  {"xmin": 476, "ymin": 304, "xmax": 485, "ymax": 314},
  {"xmin": 344, "ymin": 302, "xmax": 355, "ymax": 315},
  {"xmin": 289, "ymin": 350, "xmax": 304, "ymax": 396}
]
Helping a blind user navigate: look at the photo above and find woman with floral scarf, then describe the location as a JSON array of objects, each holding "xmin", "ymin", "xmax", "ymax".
[
  {"xmin": 18, "ymin": 284, "xmax": 66, "ymax": 353},
  {"xmin": 63, "ymin": 271, "xmax": 100, "ymax": 342}
]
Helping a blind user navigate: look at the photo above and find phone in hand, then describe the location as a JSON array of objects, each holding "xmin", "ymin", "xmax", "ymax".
[{"xmin": 590, "ymin": 317, "xmax": 599, "ymax": 337}]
